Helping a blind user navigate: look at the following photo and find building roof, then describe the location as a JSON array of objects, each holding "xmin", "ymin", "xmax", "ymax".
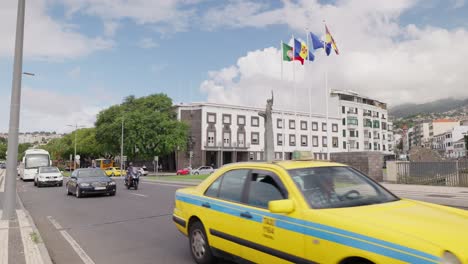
[{"xmin": 432, "ymin": 119, "xmax": 458, "ymax": 123}]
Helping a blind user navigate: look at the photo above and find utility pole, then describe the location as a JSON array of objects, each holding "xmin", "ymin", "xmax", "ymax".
[
  {"xmin": 3, "ymin": 0, "xmax": 26, "ymax": 220},
  {"xmin": 67, "ymin": 124, "xmax": 84, "ymax": 170},
  {"xmin": 120, "ymin": 117, "xmax": 124, "ymax": 176}
]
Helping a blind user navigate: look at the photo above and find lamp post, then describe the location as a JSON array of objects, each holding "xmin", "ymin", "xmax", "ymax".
[
  {"xmin": 2, "ymin": 0, "xmax": 27, "ymax": 220},
  {"xmin": 67, "ymin": 124, "xmax": 84, "ymax": 170},
  {"xmin": 120, "ymin": 117, "xmax": 124, "ymax": 176}
]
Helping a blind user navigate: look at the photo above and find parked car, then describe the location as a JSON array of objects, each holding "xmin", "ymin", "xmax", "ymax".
[
  {"xmin": 66, "ymin": 168, "xmax": 116, "ymax": 198},
  {"xmin": 34, "ymin": 166, "xmax": 63, "ymax": 187},
  {"xmin": 191, "ymin": 166, "xmax": 214, "ymax": 175},
  {"xmin": 173, "ymin": 159, "xmax": 468, "ymax": 264},
  {"xmin": 0, "ymin": 163, "xmax": 6, "ymax": 169},
  {"xmin": 137, "ymin": 166, "xmax": 148, "ymax": 176},
  {"xmin": 176, "ymin": 167, "xmax": 191, "ymax": 175},
  {"xmin": 104, "ymin": 167, "xmax": 126, "ymax": 177}
]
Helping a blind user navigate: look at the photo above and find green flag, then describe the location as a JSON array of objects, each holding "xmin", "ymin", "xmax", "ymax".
[{"xmin": 282, "ymin": 43, "xmax": 293, "ymax": 61}]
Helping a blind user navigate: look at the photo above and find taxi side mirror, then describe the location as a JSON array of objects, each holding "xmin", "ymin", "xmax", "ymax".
[{"xmin": 268, "ymin": 199, "xmax": 295, "ymax": 214}]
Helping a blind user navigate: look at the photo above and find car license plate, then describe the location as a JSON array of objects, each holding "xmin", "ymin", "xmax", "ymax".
[{"xmin": 94, "ymin": 187, "xmax": 106, "ymax": 190}]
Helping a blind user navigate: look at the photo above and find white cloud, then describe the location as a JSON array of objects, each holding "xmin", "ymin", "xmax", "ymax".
[
  {"xmin": 199, "ymin": 0, "xmax": 468, "ymax": 108},
  {"xmin": 138, "ymin": 37, "xmax": 158, "ymax": 49},
  {"xmin": 67, "ymin": 66, "xmax": 81, "ymax": 79},
  {"xmin": 453, "ymin": 0, "xmax": 465, "ymax": 8},
  {"xmin": 103, "ymin": 20, "xmax": 120, "ymax": 37},
  {"xmin": 0, "ymin": 87, "xmax": 113, "ymax": 133},
  {"xmin": 0, "ymin": 0, "xmax": 113, "ymax": 60}
]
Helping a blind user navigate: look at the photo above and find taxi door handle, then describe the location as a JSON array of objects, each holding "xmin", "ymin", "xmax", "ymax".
[
  {"xmin": 240, "ymin": 212, "xmax": 252, "ymax": 219},
  {"xmin": 202, "ymin": 202, "xmax": 211, "ymax": 208}
]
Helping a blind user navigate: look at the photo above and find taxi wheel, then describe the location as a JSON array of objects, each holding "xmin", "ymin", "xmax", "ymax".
[{"xmin": 189, "ymin": 221, "xmax": 214, "ymax": 264}]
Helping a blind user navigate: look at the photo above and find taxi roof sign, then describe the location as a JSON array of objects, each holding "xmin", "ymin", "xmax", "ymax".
[{"xmin": 292, "ymin": 151, "xmax": 314, "ymax": 160}]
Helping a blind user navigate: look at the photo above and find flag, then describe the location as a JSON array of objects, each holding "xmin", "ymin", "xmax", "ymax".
[
  {"xmin": 325, "ymin": 42, "xmax": 331, "ymax": 56},
  {"xmin": 325, "ymin": 24, "xmax": 339, "ymax": 55},
  {"xmin": 309, "ymin": 32, "xmax": 324, "ymax": 50},
  {"xmin": 282, "ymin": 43, "xmax": 294, "ymax": 62},
  {"xmin": 294, "ymin": 38, "xmax": 313, "ymax": 65}
]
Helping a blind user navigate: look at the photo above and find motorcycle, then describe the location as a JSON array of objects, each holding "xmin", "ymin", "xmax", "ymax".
[{"xmin": 125, "ymin": 172, "xmax": 140, "ymax": 190}]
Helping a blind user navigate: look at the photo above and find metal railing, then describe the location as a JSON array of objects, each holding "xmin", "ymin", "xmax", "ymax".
[{"xmin": 395, "ymin": 160, "xmax": 468, "ymax": 187}]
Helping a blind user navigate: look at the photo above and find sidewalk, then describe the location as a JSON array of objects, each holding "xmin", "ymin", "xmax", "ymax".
[
  {"xmin": 142, "ymin": 178, "xmax": 468, "ymax": 208},
  {"xmin": 0, "ymin": 169, "xmax": 52, "ymax": 264}
]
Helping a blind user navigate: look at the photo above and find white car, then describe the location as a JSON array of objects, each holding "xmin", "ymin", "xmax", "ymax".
[
  {"xmin": 137, "ymin": 167, "xmax": 148, "ymax": 176},
  {"xmin": 34, "ymin": 166, "xmax": 63, "ymax": 187},
  {"xmin": 191, "ymin": 166, "xmax": 215, "ymax": 175}
]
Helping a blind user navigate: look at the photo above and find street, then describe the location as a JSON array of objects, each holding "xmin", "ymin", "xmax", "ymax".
[
  {"xmin": 16, "ymin": 177, "xmax": 467, "ymax": 264},
  {"xmin": 17, "ymin": 178, "xmax": 234, "ymax": 264}
]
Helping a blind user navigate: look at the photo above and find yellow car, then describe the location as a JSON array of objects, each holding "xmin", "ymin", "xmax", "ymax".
[
  {"xmin": 173, "ymin": 160, "xmax": 468, "ymax": 264},
  {"xmin": 104, "ymin": 167, "xmax": 126, "ymax": 177}
]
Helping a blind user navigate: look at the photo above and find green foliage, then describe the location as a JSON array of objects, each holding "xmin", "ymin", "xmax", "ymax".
[
  {"xmin": 95, "ymin": 93, "xmax": 188, "ymax": 160},
  {"xmin": 0, "ymin": 143, "xmax": 6, "ymax": 160},
  {"xmin": 43, "ymin": 128, "xmax": 104, "ymax": 160},
  {"xmin": 18, "ymin": 143, "xmax": 33, "ymax": 161}
]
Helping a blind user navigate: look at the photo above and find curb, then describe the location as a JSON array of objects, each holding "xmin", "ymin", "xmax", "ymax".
[{"xmin": 16, "ymin": 192, "xmax": 53, "ymax": 264}]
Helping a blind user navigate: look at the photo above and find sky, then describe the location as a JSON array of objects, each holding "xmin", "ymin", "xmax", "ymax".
[{"xmin": 0, "ymin": 0, "xmax": 467, "ymax": 133}]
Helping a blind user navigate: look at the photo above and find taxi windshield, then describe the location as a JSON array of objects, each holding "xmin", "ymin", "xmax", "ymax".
[{"xmin": 288, "ymin": 166, "xmax": 399, "ymax": 209}]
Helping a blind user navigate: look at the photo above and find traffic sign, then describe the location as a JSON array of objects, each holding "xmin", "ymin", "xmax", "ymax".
[{"xmin": 154, "ymin": 156, "xmax": 159, "ymax": 162}]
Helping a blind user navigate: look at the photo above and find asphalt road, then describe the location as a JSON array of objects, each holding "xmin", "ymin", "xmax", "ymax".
[
  {"xmin": 17, "ymin": 178, "xmax": 233, "ymax": 264},
  {"xmin": 17, "ymin": 178, "xmax": 467, "ymax": 264}
]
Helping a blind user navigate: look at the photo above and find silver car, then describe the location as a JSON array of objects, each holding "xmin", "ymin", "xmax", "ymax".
[
  {"xmin": 34, "ymin": 166, "xmax": 63, "ymax": 187},
  {"xmin": 191, "ymin": 166, "xmax": 215, "ymax": 175}
]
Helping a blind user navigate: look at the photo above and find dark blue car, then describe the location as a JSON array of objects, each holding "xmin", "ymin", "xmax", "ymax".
[{"xmin": 66, "ymin": 168, "xmax": 116, "ymax": 198}]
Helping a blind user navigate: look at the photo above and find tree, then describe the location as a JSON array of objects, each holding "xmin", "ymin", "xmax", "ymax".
[
  {"xmin": 43, "ymin": 128, "xmax": 104, "ymax": 161},
  {"xmin": 95, "ymin": 93, "xmax": 188, "ymax": 160}
]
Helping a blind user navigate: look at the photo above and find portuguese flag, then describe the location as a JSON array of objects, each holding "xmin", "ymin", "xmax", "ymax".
[{"xmin": 282, "ymin": 43, "xmax": 293, "ymax": 62}]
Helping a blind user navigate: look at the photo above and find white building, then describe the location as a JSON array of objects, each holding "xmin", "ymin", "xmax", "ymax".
[
  {"xmin": 332, "ymin": 90, "xmax": 394, "ymax": 154},
  {"xmin": 411, "ymin": 122, "xmax": 431, "ymax": 148},
  {"xmin": 429, "ymin": 119, "xmax": 459, "ymax": 138},
  {"xmin": 432, "ymin": 126, "xmax": 468, "ymax": 158},
  {"xmin": 453, "ymin": 138, "xmax": 467, "ymax": 158},
  {"xmin": 175, "ymin": 103, "xmax": 343, "ymax": 168}
]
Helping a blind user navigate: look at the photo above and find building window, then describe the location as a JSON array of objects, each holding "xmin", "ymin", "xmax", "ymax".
[
  {"xmin": 277, "ymin": 133, "xmax": 283, "ymax": 146},
  {"xmin": 343, "ymin": 141, "xmax": 347, "ymax": 149},
  {"xmin": 300, "ymin": 121, "xmax": 307, "ymax": 130},
  {"xmin": 275, "ymin": 152, "xmax": 283, "ymax": 160},
  {"xmin": 251, "ymin": 132, "xmax": 259, "ymax": 145},
  {"xmin": 289, "ymin": 120, "xmax": 296, "ymax": 129},
  {"xmin": 356, "ymin": 142, "xmax": 359, "ymax": 150},
  {"xmin": 223, "ymin": 132, "xmax": 231, "ymax": 147},
  {"xmin": 251, "ymin": 116, "xmax": 259, "ymax": 127},
  {"xmin": 332, "ymin": 124, "xmax": 338, "ymax": 132},
  {"xmin": 364, "ymin": 119, "xmax": 372, "ymax": 128},
  {"xmin": 289, "ymin": 135, "xmax": 296, "ymax": 146},
  {"xmin": 312, "ymin": 136, "xmax": 319, "ymax": 147},
  {"xmin": 343, "ymin": 130, "xmax": 346, "ymax": 137},
  {"xmin": 322, "ymin": 122, "xmax": 327, "ymax": 132},
  {"xmin": 332, "ymin": 137, "xmax": 338, "ymax": 148},
  {"xmin": 222, "ymin": 114, "xmax": 231, "ymax": 125},
  {"xmin": 238, "ymin": 133, "xmax": 245, "ymax": 147},
  {"xmin": 312, "ymin": 122, "xmax": 318, "ymax": 131},
  {"xmin": 207, "ymin": 113, "xmax": 216, "ymax": 123},
  {"xmin": 350, "ymin": 130, "xmax": 359, "ymax": 138},
  {"xmin": 342, "ymin": 118, "xmax": 346, "ymax": 125},
  {"xmin": 237, "ymin": 115, "xmax": 245, "ymax": 125},
  {"xmin": 322, "ymin": 136, "xmax": 328, "ymax": 147},
  {"xmin": 277, "ymin": 118, "xmax": 283, "ymax": 129},
  {"xmin": 373, "ymin": 120, "xmax": 380, "ymax": 129},
  {"xmin": 301, "ymin": 135, "xmax": 307, "ymax": 146},
  {"xmin": 207, "ymin": 131, "xmax": 215, "ymax": 146},
  {"xmin": 383, "ymin": 145, "xmax": 386, "ymax": 151},
  {"xmin": 347, "ymin": 117, "xmax": 358, "ymax": 125},
  {"xmin": 382, "ymin": 122, "xmax": 387, "ymax": 130},
  {"xmin": 342, "ymin": 106, "xmax": 345, "ymax": 114}
]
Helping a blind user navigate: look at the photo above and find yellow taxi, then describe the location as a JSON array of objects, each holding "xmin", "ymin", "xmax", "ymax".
[
  {"xmin": 173, "ymin": 160, "xmax": 468, "ymax": 264},
  {"xmin": 104, "ymin": 167, "xmax": 126, "ymax": 177}
]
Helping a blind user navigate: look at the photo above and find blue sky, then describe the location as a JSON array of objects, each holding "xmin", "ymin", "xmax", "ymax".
[{"xmin": 1, "ymin": 0, "xmax": 468, "ymax": 132}]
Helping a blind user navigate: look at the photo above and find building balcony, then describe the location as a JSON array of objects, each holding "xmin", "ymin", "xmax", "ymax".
[{"xmin": 204, "ymin": 141, "xmax": 250, "ymax": 149}]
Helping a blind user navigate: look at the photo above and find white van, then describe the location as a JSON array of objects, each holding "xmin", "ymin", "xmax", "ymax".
[{"xmin": 20, "ymin": 149, "xmax": 51, "ymax": 181}]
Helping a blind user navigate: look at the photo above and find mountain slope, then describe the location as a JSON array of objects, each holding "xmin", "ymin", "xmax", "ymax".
[{"xmin": 389, "ymin": 98, "xmax": 468, "ymax": 118}]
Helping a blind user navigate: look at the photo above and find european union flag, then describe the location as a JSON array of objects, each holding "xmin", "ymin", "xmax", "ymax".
[{"xmin": 310, "ymin": 32, "xmax": 324, "ymax": 50}]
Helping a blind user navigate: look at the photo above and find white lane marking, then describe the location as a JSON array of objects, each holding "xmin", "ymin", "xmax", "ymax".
[
  {"xmin": 0, "ymin": 170, "xmax": 5, "ymax": 192},
  {"xmin": 0, "ymin": 211, "xmax": 8, "ymax": 264},
  {"xmin": 142, "ymin": 181, "xmax": 194, "ymax": 188},
  {"xmin": 17, "ymin": 210, "xmax": 44, "ymax": 264},
  {"xmin": 129, "ymin": 193, "xmax": 147, "ymax": 198},
  {"xmin": 47, "ymin": 216, "xmax": 95, "ymax": 264}
]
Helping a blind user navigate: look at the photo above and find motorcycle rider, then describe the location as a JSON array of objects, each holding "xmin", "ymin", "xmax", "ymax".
[{"xmin": 126, "ymin": 162, "xmax": 136, "ymax": 185}]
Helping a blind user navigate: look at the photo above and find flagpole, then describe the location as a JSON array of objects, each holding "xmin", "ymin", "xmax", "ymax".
[
  {"xmin": 280, "ymin": 40, "xmax": 285, "ymax": 160},
  {"xmin": 323, "ymin": 21, "xmax": 331, "ymax": 160},
  {"xmin": 292, "ymin": 35, "xmax": 297, "ymax": 157},
  {"xmin": 306, "ymin": 28, "xmax": 313, "ymax": 156}
]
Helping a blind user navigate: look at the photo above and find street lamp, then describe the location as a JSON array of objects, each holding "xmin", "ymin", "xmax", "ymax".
[
  {"xmin": 3, "ymin": 0, "xmax": 26, "ymax": 220},
  {"xmin": 120, "ymin": 116, "xmax": 124, "ymax": 176},
  {"xmin": 67, "ymin": 124, "xmax": 85, "ymax": 170}
]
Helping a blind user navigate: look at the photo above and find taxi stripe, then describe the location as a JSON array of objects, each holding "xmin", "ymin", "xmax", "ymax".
[{"xmin": 176, "ymin": 193, "xmax": 440, "ymax": 263}]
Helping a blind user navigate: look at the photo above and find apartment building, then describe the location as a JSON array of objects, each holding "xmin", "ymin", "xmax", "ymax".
[
  {"xmin": 175, "ymin": 103, "xmax": 343, "ymax": 169},
  {"xmin": 432, "ymin": 125, "xmax": 468, "ymax": 158},
  {"xmin": 332, "ymin": 90, "xmax": 394, "ymax": 154},
  {"xmin": 411, "ymin": 122, "xmax": 431, "ymax": 148}
]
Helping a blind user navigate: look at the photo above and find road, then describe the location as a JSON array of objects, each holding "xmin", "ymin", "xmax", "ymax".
[
  {"xmin": 17, "ymin": 178, "xmax": 233, "ymax": 264},
  {"xmin": 16, "ymin": 178, "xmax": 467, "ymax": 264}
]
